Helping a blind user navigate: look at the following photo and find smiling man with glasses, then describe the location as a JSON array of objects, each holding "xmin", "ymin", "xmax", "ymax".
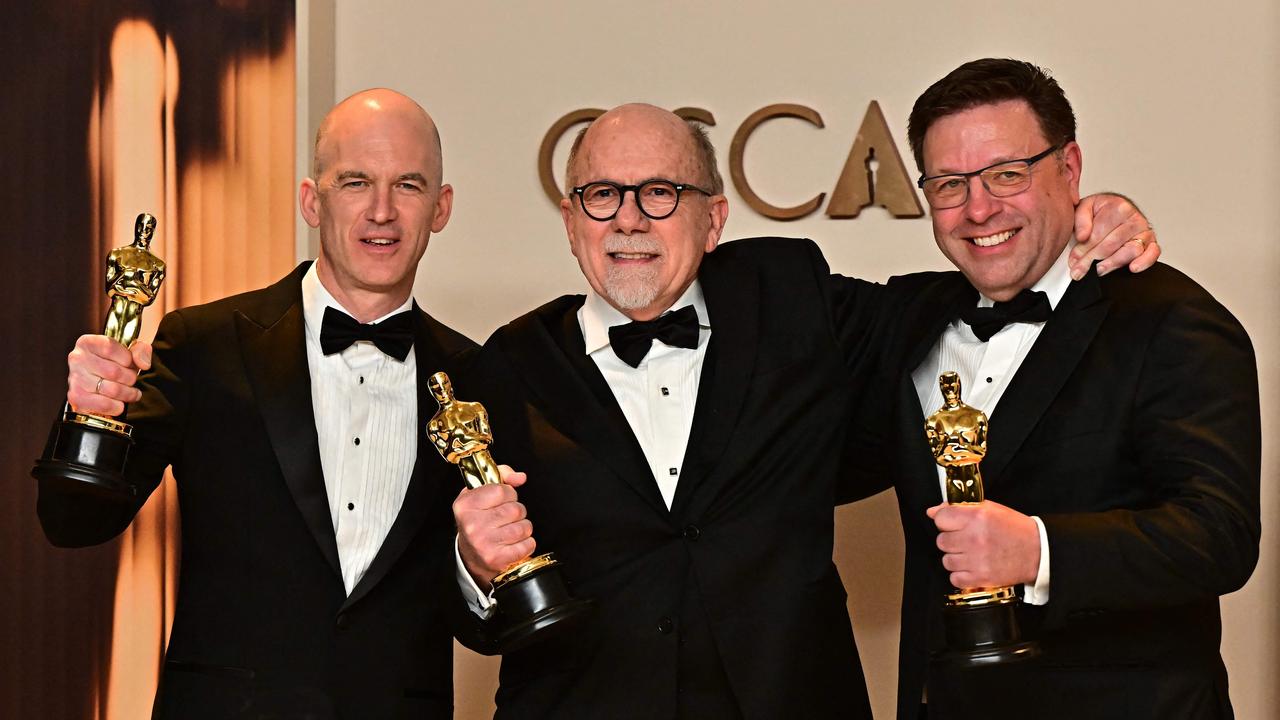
[{"xmin": 848, "ymin": 58, "xmax": 1260, "ymax": 720}]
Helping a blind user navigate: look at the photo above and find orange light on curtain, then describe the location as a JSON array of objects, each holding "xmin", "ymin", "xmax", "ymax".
[
  {"xmin": 86, "ymin": 13, "xmax": 294, "ymax": 719},
  {"xmin": 87, "ymin": 20, "xmax": 175, "ymax": 719}
]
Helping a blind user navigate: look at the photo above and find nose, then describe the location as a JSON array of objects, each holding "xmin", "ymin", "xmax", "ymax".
[
  {"xmin": 611, "ymin": 188, "xmax": 650, "ymax": 234},
  {"xmin": 367, "ymin": 184, "xmax": 398, "ymax": 224},
  {"xmin": 962, "ymin": 176, "xmax": 999, "ymax": 224}
]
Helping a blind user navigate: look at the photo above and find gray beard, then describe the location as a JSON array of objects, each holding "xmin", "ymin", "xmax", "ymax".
[{"xmin": 600, "ymin": 234, "xmax": 661, "ymax": 310}]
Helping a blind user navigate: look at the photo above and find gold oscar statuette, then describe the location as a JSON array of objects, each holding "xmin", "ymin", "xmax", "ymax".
[
  {"xmin": 32, "ymin": 213, "xmax": 166, "ymax": 498},
  {"xmin": 925, "ymin": 371, "xmax": 1039, "ymax": 667},
  {"xmin": 427, "ymin": 371, "xmax": 593, "ymax": 651}
]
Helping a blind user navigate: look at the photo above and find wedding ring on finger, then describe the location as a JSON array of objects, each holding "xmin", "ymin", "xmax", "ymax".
[{"xmin": 95, "ymin": 376, "xmax": 104, "ymax": 394}]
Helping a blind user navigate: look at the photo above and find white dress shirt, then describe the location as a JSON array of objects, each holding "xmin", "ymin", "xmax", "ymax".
[
  {"xmin": 578, "ymin": 283, "xmax": 712, "ymax": 509},
  {"xmin": 911, "ymin": 241, "xmax": 1077, "ymax": 606},
  {"xmin": 302, "ymin": 264, "xmax": 418, "ymax": 596},
  {"xmin": 457, "ymin": 282, "xmax": 712, "ymax": 614}
]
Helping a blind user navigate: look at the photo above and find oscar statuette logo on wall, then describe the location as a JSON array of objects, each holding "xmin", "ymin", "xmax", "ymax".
[{"xmin": 538, "ymin": 102, "xmax": 923, "ymax": 221}]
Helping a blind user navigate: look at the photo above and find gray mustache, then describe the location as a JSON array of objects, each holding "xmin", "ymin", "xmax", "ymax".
[{"xmin": 602, "ymin": 234, "xmax": 661, "ymax": 255}]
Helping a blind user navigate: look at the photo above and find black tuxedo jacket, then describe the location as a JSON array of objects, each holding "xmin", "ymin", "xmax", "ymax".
[
  {"xmin": 849, "ymin": 264, "xmax": 1260, "ymax": 720},
  {"xmin": 38, "ymin": 263, "xmax": 481, "ymax": 719},
  {"xmin": 463, "ymin": 238, "xmax": 897, "ymax": 719}
]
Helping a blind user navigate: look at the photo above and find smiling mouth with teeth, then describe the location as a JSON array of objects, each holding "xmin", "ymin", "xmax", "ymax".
[
  {"xmin": 971, "ymin": 229, "xmax": 1015, "ymax": 247},
  {"xmin": 362, "ymin": 238, "xmax": 398, "ymax": 246},
  {"xmin": 610, "ymin": 252, "xmax": 658, "ymax": 260}
]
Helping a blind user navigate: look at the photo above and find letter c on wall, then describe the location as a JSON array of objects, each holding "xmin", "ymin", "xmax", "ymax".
[
  {"xmin": 729, "ymin": 104, "xmax": 825, "ymax": 221},
  {"xmin": 538, "ymin": 108, "xmax": 605, "ymax": 206}
]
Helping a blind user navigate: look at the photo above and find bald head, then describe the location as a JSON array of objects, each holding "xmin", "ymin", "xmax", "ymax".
[
  {"xmin": 565, "ymin": 103, "xmax": 723, "ymax": 196},
  {"xmin": 313, "ymin": 88, "xmax": 443, "ymax": 185},
  {"xmin": 299, "ymin": 88, "xmax": 454, "ymax": 323}
]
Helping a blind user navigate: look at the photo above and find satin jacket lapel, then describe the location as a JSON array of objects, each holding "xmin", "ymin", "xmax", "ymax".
[
  {"xmin": 235, "ymin": 265, "xmax": 342, "ymax": 580},
  {"xmin": 905, "ymin": 276, "xmax": 976, "ymax": 399},
  {"xmin": 670, "ymin": 260, "xmax": 760, "ymax": 517},
  {"xmin": 984, "ymin": 267, "xmax": 1110, "ymax": 481},
  {"xmin": 344, "ymin": 305, "xmax": 453, "ymax": 609},
  {"xmin": 899, "ymin": 276, "xmax": 975, "ymax": 505},
  {"xmin": 502, "ymin": 299, "xmax": 667, "ymax": 514}
]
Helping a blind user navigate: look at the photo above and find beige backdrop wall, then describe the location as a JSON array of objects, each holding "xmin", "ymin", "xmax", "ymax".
[{"xmin": 300, "ymin": 1, "xmax": 1278, "ymax": 717}]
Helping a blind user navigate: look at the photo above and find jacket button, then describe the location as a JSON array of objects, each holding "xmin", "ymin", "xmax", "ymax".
[
  {"xmin": 657, "ymin": 617, "xmax": 674, "ymax": 634},
  {"xmin": 682, "ymin": 525, "xmax": 700, "ymax": 541}
]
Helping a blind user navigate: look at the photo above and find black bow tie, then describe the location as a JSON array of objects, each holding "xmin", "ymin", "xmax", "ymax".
[
  {"xmin": 607, "ymin": 305, "xmax": 700, "ymax": 368},
  {"xmin": 320, "ymin": 306, "xmax": 415, "ymax": 361},
  {"xmin": 959, "ymin": 289, "xmax": 1052, "ymax": 342}
]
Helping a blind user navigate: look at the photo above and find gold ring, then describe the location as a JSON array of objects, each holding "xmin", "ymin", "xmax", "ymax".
[
  {"xmin": 95, "ymin": 377, "xmax": 104, "ymax": 394},
  {"xmin": 1132, "ymin": 235, "xmax": 1146, "ymax": 248}
]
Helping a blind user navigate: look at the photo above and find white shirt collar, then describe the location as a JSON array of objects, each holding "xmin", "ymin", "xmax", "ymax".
[
  {"xmin": 975, "ymin": 239, "xmax": 1075, "ymax": 311},
  {"xmin": 579, "ymin": 281, "xmax": 711, "ymax": 355},
  {"xmin": 301, "ymin": 262, "xmax": 414, "ymax": 342}
]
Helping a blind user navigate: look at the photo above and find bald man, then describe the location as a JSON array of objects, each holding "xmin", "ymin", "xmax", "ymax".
[{"xmin": 40, "ymin": 89, "xmax": 479, "ymax": 719}]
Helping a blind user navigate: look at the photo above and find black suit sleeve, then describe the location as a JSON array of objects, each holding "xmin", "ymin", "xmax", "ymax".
[
  {"xmin": 38, "ymin": 310, "xmax": 191, "ymax": 546},
  {"xmin": 1041, "ymin": 292, "xmax": 1261, "ymax": 619},
  {"xmin": 435, "ymin": 513, "xmax": 500, "ymax": 655},
  {"xmin": 819, "ymin": 260, "xmax": 907, "ymax": 505}
]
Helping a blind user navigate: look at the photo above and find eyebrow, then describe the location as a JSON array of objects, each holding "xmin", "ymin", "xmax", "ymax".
[
  {"xmin": 585, "ymin": 176, "xmax": 681, "ymax": 186},
  {"xmin": 331, "ymin": 170, "xmax": 431, "ymax": 186},
  {"xmin": 931, "ymin": 155, "xmax": 1029, "ymax": 176}
]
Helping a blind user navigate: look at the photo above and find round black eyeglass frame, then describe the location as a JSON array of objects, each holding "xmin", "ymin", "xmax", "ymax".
[{"xmin": 571, "ymin": 179, "xmax": 713, "ymax": 221}]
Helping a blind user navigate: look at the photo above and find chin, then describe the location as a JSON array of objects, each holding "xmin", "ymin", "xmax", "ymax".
[{"xmin": 602, "ymin": 273, "xmax": 660, "ymax": 311}]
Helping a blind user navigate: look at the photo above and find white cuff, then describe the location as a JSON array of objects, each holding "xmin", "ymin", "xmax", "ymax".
[
  {"xmin": 455, "ymin": 535, "xmax": 497, "ymax": 618},
  {"xmin": 1021, "ymin": 515, "xmax": 1051, "ymax": 605}
]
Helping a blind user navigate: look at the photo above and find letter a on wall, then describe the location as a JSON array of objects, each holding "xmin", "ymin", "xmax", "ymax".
[{"xmin": 827, "ymin": 101, "xmax": 923, "ymax": 218}]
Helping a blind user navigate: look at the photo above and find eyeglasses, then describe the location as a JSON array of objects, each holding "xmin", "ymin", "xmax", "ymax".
[
  {"xmin": 917, "ymin": 144, "xmax": 1062, "ymax": 210},
  {"xmin": 571, "ymin": 179, "xmax": 713, "ymax": 221}
]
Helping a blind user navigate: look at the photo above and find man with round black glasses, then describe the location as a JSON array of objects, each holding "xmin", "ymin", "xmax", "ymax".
[
  {"xmin": 572, "ymin": 179, "xmax": 714, "ymax": 221},
  {"xmin": 450, "ymin": 101, "xmax": 1160, "ymax": 719}
]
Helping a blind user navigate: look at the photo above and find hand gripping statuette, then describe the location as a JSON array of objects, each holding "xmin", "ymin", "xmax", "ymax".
[
  {"xmin": 925, "ymin": 371, "xmax": 1040, "ymax": 667},
  {"xmin": 427, "ymin": 371, "xmax": 593, "ymax": 651},
  {"xmin": 33, "ymin": 213, "xmax": 167, "ymax": 499}
]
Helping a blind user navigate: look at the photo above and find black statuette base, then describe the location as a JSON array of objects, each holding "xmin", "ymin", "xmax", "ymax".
[
  {"xmin": 31, "ymin": 418, "xmax": 136, "ymax": 500},
  {"xmin": 492, "ymin": 564, "xmax": 594, "ymax": 652},
  {"xmin": 936, "ymin": 599, "xmax": 1040, "ymax": 668}
]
